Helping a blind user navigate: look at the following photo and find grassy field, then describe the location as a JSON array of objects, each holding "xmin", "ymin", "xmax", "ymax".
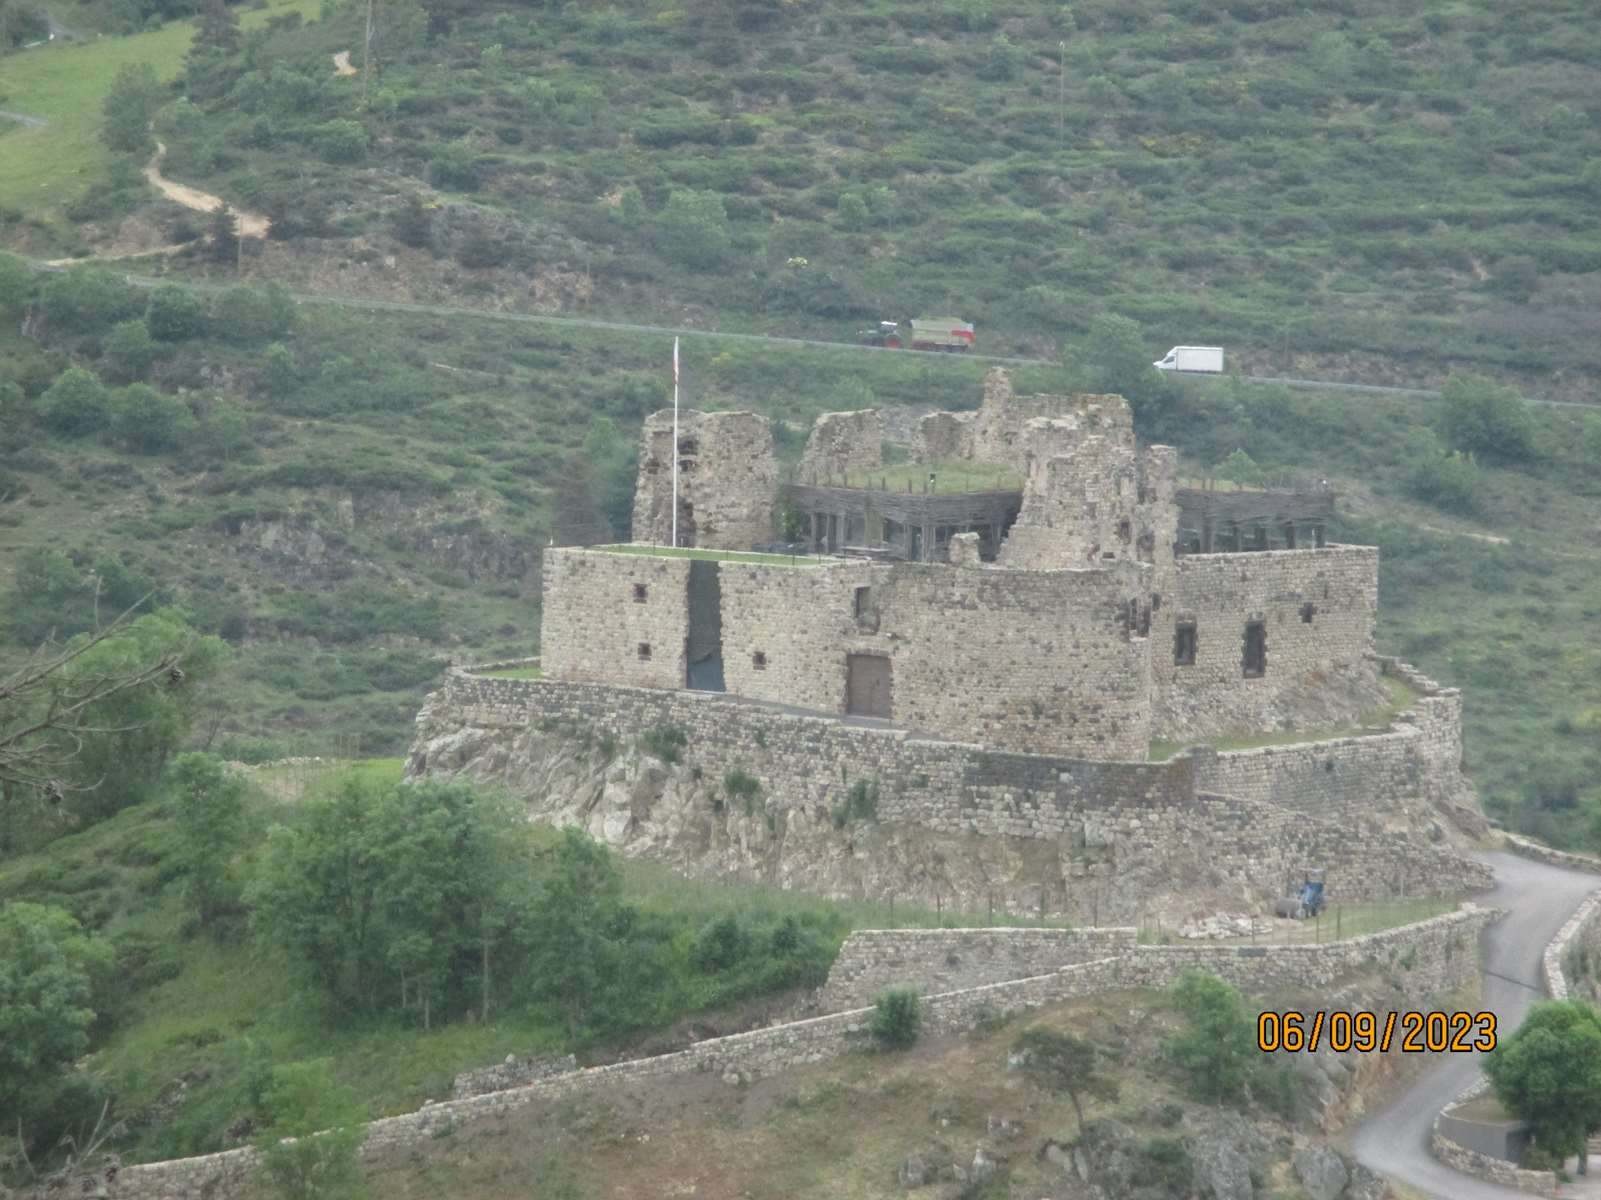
[{"xmin": 0, "ymin": 0, "xmax": 320, "ymax": 218}]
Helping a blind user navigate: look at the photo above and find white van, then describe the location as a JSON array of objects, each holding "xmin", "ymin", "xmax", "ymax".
[{"xmin": 1153, "ymin": 346, "xmax": 1224, "ymax": 373}]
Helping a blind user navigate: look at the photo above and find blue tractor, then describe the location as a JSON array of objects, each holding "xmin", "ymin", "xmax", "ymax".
[{"xmin": 1275, "ymin": 870, "xmax": 1326, "ymax": 919}]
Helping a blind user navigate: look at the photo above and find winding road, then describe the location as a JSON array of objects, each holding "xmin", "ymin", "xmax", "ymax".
[{"xmin": 1350, "ymin": 851, "xmax": 1601, "ymax": 1198}]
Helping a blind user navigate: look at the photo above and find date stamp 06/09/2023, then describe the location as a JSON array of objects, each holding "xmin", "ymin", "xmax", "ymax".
[{"xmin": 1256, "ymin": 1010, "xmax": 1498, "ymax": 1055}]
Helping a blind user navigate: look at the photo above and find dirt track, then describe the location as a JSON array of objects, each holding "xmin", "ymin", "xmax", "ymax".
[
  {"xmin": 333, "ymin": 50, "xmax": 356, "ymax": 76},
  {"xmin": 143, "ymin": 140, "xmax": 269, "ymax": 237}
]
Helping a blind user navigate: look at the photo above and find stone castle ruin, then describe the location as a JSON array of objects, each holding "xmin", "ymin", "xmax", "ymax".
[{"xmin": 409, "ymin": 369, "xmax": 1490, "ymax": 923}]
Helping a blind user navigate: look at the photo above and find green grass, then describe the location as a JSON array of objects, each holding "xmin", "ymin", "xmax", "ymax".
[
  {"xmin": 0, "ymin": 0, "xmax": 320, "ymax": 219},
  {"xmin": 830, "ymin": 459, "xmax": 1022, "ymax": 492},
  {"xmin": 1149, "ymin": 674, "xmax": 1421, "ymax": 761},
  {"xmin": 595, "ymin": 544, "xmax": 822, "ymax": 565},
  {"xmin": 480, "ymin": 665, "xmax": 544, "ymax": 680}
]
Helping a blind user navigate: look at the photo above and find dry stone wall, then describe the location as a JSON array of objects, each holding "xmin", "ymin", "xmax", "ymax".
[
  {"xmin": 540, "ymin": 549, "xmax": 693, "ymax": 689},
  {"xmin": 450, "ymin": 1052, "xmax": 578, "ymax": 1099},
  {"xmin": 1154, "ymin": 545, "xmax": 1381, "ymax": 740},
  {"xmin": 817, "ymin": 927, "xmax": 1137, "ymax": 1011},
  {"xmin": 102, "ymin": 907, "xmax": 1496, "ymax": 1200}
]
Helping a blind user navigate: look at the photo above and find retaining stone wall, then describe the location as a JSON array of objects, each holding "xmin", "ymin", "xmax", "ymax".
[
  {"xmin": 1543, "ymin": 889, "xmax": 1601, "ymax": 1002},
  {"xmin": 817, "ymin": 927, "xmax": 1138, "ymax": 1011},
  {"xmin": 105, "ymin": 906, "xmax": 1496, "ymax": 1200},
  {"xmin": 1430, "ymin": 1080, "xmax": 1558, "ymax": 1198},
  {"xmin": 1504, "ymin": 833, "xmax": 1601, "ymax": 876},
  {"xmin": 450, "ymin": 1053, "xmax": 578, "ymax": 1100}
]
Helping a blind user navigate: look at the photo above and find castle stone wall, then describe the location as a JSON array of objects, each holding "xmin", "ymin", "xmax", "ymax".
[
  {"xmin": 540, "ymin": 549, "xmax": 692, "ymax": 690},
  {"xmin": 1154, "ymin": 545, "xmax": 1380, "ymax": 738},
  {"xmin": 799, "ymin": 409, "xmax": 884, "ymax": 479},
  {"xmin": 631, "ymin": 409, "xmax": 778, "ymax": 550}
]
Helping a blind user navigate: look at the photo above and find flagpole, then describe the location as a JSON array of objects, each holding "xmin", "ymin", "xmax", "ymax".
[{"xmin": 670, "ymin": 337, "xmax": 679, "ymax": 548}]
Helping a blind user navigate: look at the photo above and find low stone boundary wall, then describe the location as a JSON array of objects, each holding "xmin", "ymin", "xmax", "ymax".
[
  {"xmin": 1430, "ymin": 1080, "xmax": 1557, "ymax": 1198},
  {"xmin": 1505, "ymin": 833, "xmax": 1601, "ymax": 876},
  {"xmin": 105, "ymin": 904, "xmax": 1499, "ymax": 1200},
  {"xmin": 817, "ymin": 927, "xmax": 1138, "ymax": 1011},
  {"xmin": 450, "ymin": 1052, "xmax": 577, "ymax": 1100},
  {"xmin": 1542, "ymin": 890, "xmax": 1601, "ymax": 1001}
]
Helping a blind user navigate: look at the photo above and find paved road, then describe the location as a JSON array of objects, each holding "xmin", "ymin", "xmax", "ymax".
[
  {"xmin": 15, "ymin": 256, "xmax": 1597, "ymax": 410},
  {"xmin": 1350, "ymin": 851, "xmax": 1600, "ymax": 1198}
]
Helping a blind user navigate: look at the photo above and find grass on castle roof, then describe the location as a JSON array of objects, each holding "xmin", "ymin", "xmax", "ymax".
[
  {"xmin": 593, "ymin": 544, "xmax": 821, "ymax": 565},
  {"xmin": 480, "ymin": 665, "xmax": 544, "ymax": 680},
  {"xmin": 1148, "ymin": 674, "xmax": 1420, "ymax": 761},
  {"xmin": 822, "ymin": 459, "xmax": 1023, "ymax": 493}
]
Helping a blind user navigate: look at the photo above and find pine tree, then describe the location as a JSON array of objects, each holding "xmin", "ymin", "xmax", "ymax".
[
  {"xmin": 209, "ymin": 204, "xmax": 239, "ymax": 265},
  {"xmin": 194, "ymin": 0, "xmax": 239, "ymax": 54}
]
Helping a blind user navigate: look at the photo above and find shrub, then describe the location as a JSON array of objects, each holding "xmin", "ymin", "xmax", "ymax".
[
  {"xmin": 213, "ymin": 285, "xmax": 295, "ymax": 344},
  {"xmin": 1404, "ymin": 427, "xmax": 1480, "ymax": 513},
  {"xmin": 34, "ymin": 367, "xmax": 112, "ymax": 435},
  {"xmin": 871, "ymin": 988, "xmax": 921, "ymax": 1049},
  {"xmin": 691, "ymin": 915, "xmax": 748, "ymax": 972},
  {"xmin": 1439, "ymin": 374, "xmax": 1537, "ymax": 463},
  {"xmin": 102, "ymin": 317, "xmax": 158, "ymax": 383},
  {"xmin": 429, "ymin": 142, "xmax": 481, "ymax": 191},
  {"xmin": 831, "ymin": 778, "xmax": 878, "ymax": 828},
  {"xmin": 311, "ymin": 119, "xmax": 368, "ymax": 163},
  {"xmin": 640, "ymin": 725, "xmax": 687, "ymax": 764},
  {"xmin": 655, "ymin": 190, "xmax": 732, "ymax": 270},
  {"xmin": 146, "ymin": 286, "xmax": 208, "ymax": 341},
  {"xmin": 40, "ymin": 267, "xmax": 142, "ymax": 334},
  {"xmin": 112, "ymin": 384, "xmax": 191, "ymax": 453}
]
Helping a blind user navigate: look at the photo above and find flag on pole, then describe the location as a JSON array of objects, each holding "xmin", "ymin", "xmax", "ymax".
[{"xmin": 670, "ymin": 338, "xmax": 680, "ymax": 549}]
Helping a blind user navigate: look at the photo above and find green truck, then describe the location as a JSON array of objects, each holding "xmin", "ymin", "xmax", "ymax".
[{"xmin": 860, "ymin": 317, "xmax": 976, "ymax": 352}]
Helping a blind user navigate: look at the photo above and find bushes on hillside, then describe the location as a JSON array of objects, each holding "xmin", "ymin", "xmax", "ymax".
[
  {"xmin": 213, "ymin": 284, "xmax": 296, "ymax": 344},
  {"xmin": 1403, "ymin": 427, "xmax": 1480, "ymax": 513},
  {"xmin": 146, "ymin": 285, "xmax": 208, "ymax": 341},
  {"xmin": 1439, "ymin": 374, "xmax": 1537, "ymax": 463},
  {"xmin": 112, "ymin": 384, "xmax": 193, "ymax": 453},
  {"xmin": 1163, "ymin": 971, "xmax": 1257, "ymax": 1104},
  {"xmin": 655, "ymin": 190, "xmax": 733, "ymax": 271},
  {"xmin": 40, "ymin": 268, "xmax": 142, "ymax": 334},
  {"xmin": 871, "ymin": 988, "xmax": 921, "ymax": 1049}
]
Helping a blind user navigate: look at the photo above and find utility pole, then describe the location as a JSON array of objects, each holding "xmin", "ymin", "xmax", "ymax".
[{"xmin": 362, "ymin": 0, "xmax": 374, "ymax": 104}]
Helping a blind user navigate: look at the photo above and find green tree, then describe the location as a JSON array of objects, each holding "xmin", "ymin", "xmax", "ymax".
[
  {"xmin": 104, "ymin": 317, "xmax": 158, "ymax": 382},
  {"xmin": 1440, "ymin": 373, "xmax": 1537, "ymax": 462},
  {"xmin": 1215, "ymin": 448, "xmax": 1264, "ymax": 488},
  {"xmin": 313, "ymin": 120, "xmax": 368, "ymax": 163},
  {"xmin": 656, "ymin": 190, "xmax": 732, "ymax": 270},
  {"xmin": 836, "ymin": 192, "xmax": 869, "ymax": 232},
  {"xmin": 40, "ymin": 267, "xmax": 142, "ymax": 333},
  {"xmin": 550, "ymin": 451, "xmax": 613, "ymax": 547},
  {"xmin": 0, "ymin": 903, "xmax": 113, "ymax": 1119},
  {"xmin": 112, "ymin": 383, "xmax": 191, "ymax": 452},
  {"xmin": 146, "ymin": 285, "xmax": 209, "ymax": 341},
  {"xmin": 255, "ymin": 1060, "xmax": 367, "ymax": 1200},
  {"xmin": 527, "ymin": 827, "xmax": 629, "ymax": 1037},
  {"xmin": 1486, "ymin": 1000, "xmax": 1601, "ymax": 1174},
  {"xmin": 202, "ymin": 398, "xmax": 251, "ymax": 461},
  {"xmin": 34, "ymin": 367, "xmax": 112, "ymax": 436},
  {"xmin": 1012, "ymin": 1026, "xmax": 1118, "ymax": 1131},
  {"xmin": 583, "ymin": 416, "xmax": 638, "ymax": 535},
  {"xmin": 250, "ymin": 778, "xmax": 531, "ymax": 1022},
  {"xmin": 101, "ymin": 63, "xmax": 162, "ymax": 156},
  {"xmin": 0, "ymin": 251, "xmax": 31, "ymax": 312},
  {"xmin": 1164, "ymin": 971, "xmax": 1257, "ymax": 1104},
  {"xmin": 193, "ymin": 0, "xmax": 239, "ymax": 54},
  {"xmin": 209, "ymin": 204, "xmax": 240, "ymax": 264},
  {"xmin": 169, "ymin": 753, "xmax": 247, "ymax": 930},
  {"xmin": 1080, "ymin": 312, "xmax": 1177, "ymax": 436}
]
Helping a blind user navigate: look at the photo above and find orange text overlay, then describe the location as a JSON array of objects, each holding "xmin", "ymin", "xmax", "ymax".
[{"xmin": 1256, "ymin": 1010, "xmax": 1497, "ymax": 1054}]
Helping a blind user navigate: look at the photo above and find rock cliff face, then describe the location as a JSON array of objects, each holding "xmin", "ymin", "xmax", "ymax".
[{"xmin": 406, "ymin": 670, "xmax": 1491, "ymax": 923}]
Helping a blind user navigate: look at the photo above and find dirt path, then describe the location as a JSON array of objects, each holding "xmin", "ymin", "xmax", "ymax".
[
  {"xmin": 333, "ymin": 50, "xmax": 357, "ymax": 76},
  {"xmin": 0, "ymin": 110, "xmax": 48, "ymax": 128},
  {"xmin": 143, "ymin": 140, "xmax": 270, "ymax": 237}
]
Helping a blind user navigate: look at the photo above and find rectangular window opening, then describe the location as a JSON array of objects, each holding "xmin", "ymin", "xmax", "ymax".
[
  {"xmin": 633, "ymin": 583, "xmax": 648, "ymax": 603},
  {"xmin": 752, "ymin": 651, "xmax": 767, "ymax": 670},
  {"xmin": 637, "ymin": 642, "xmax": 652, "ymax": 661},
  {"xmin": 1242, "ymin": 621, "xmax": 1266, "ymax": 678},
  {"xmin": 1300, "ymin": 602, "xmax": 1316, "ymax": 624},
  {"xmin": 1174, "ymin": 621, "xmax": 1197, "ymax": 666}
]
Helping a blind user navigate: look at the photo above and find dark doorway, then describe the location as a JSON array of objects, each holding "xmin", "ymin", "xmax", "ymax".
[
  {"xmin": 676, "ymin": 499, "xmax": 697, "ymax": 548},
  {"xmin": 1242, "ymin": 620, "xmax": 1266, "ymax": 678},
  {"xmin": 846, "ymin": 654, "xmax": 892, "ymax": 718},
  {"xmin": 685, "ymin": 560, "xmax": 725, "ymax": 691}
]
